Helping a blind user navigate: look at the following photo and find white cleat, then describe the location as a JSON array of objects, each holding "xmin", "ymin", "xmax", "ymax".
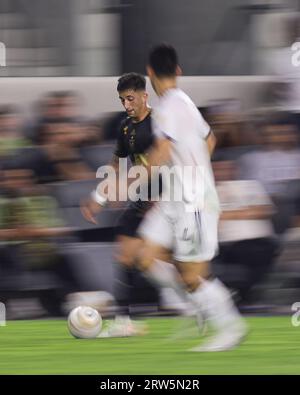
[
  {"xmin": 190, "ymin": 321, "xmax": 248, "ymax": 352},
  {"xmin": 97, "ymin": 317, "xmax": 148, "ymax": 338},
  {"xmin": 168, "ymin": 311, "xmax": 207, "ymax": 341}
]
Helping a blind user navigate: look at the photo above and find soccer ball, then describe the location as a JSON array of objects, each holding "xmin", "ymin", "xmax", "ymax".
[{"xmin": 67, "ymin": 306, "xmax": 102, "ymax": 339}]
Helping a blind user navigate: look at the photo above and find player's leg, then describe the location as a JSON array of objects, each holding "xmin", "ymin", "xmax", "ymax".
[
  {"xmin": 99, "ymin": 207, "xmax": 147, "ymax": 338},
  {"xmin": 114, "ymin": 234, "xmax": 143, "ymax": 317},
  {"xmin": 137, "ymin": 203, "xmax": 197, "ymax": 321},
  {"xmin": 173, "ymin": 210, "xmax": 247, "ymax": 352},
  {"xmin": 113, "ymin": 204, "xmax": 146, "ymax": 317},
  {"xmin": 136, "ymin": 239, "xmax": 202, "ymax": 338},
  {"xmin": 137, "ymin": 239, "xmax": 183, "ymax": 293},
  {"xmin": 137, "ymin": 203, "xmax": 187, "ymax": 299}
]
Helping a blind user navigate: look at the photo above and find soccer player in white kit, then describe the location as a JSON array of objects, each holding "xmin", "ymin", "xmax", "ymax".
[{"xmin": 137, "ymin": 44, "xmax": 247, "ymax": 351}]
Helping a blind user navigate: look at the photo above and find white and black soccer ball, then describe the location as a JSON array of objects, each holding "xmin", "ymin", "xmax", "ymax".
[{"xmin": 67, "ymin": 306, "xmax": 102, "ymax": 339}]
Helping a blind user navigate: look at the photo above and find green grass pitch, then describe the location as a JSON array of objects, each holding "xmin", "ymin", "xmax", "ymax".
[{"xmin": 0, "ymin": 316, "xmax": 299, "ymax": 374}]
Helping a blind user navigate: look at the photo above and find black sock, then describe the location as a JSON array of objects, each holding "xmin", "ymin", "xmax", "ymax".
[{"xmin": 114, "ymin": 264, "xmax": 136, "ymax": 316}]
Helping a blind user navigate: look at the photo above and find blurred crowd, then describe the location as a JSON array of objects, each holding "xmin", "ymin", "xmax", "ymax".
[
  {"xmin": 1, "ymin": 90, "xmax": 300, "ymax": 317},
  {"xmin": 205, "ymin": 101, "xmax": 300, "ymax": 305}
]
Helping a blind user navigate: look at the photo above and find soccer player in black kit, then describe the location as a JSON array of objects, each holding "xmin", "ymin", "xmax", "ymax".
[{"xmin": 81, "ymin": 73, "xmax": 157, "ymax": 336}]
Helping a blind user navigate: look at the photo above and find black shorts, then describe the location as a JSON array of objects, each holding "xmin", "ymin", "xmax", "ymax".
[{"xmin": 117, "ymin": 201, "xmax": 152, "ymax": 238}]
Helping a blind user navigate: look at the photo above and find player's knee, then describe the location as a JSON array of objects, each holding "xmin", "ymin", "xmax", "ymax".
[
  {"xmin": 180, "ymin": 272, "xmax": 196, "ymax": 291},
  {"xmin": 198, "ymin": 262, "xmax": 211, "ymax": 280},
  {"xmin": 115, "ymin": 237, "xmax": 142, "ymax": 267},
  {"xmin": 179, "ymin": 267, "xmax": 205, "ymax": 292},
  {"xmin": 177, "ymin": 260, "xmax": 211, "ymax": 286}
]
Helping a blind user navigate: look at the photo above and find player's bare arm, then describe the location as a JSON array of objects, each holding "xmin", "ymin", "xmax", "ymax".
[
  {"xmin": 205, "ymin": 130, "xmax": 217, "ymax": 156},
  {"xmin": 80, "ymin": 154, "xmax": 121, "ymax": 224},
  {"xmin": 146, "ymin": 138, "xmax": 172, "ymax": 167}
]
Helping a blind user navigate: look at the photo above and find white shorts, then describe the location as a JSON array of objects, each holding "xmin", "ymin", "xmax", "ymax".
[{"xmin": 138, "ymin": 201, "xmax": 219, "ymax": 262}]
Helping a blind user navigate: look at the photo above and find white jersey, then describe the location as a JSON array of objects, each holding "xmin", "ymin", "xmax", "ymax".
[{"xmin": 151, "ymin": 88, "xmax": 220, "ymax": 213}]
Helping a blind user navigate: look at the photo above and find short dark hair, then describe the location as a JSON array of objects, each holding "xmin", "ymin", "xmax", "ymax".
[
  {"xmin": 148, "ymin": 44, "xmax": 178, "ymax": 77},
  {"xmin": 117, "ymin": 73, "xmax": 146, "ymax": 92}
]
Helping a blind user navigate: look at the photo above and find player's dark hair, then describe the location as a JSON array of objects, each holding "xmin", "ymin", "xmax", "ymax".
[
  {"xmin": 148, "ymin": 43, "xmax": 178, "ymax": 77},
  {"xmin": 117, "ymin": 73, "xmax": 146, "ymax": 92}
]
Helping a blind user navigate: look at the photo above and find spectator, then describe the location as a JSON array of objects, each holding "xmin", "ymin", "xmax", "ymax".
[
  {"xmin": 205, "ymin": 99, "xmax": 252, "ymax": 161},
  {"xmin": 0, "ymin": 105, "xmax": 30, "ymax": 160},
  {"xmin": 238, "ymin": 115, "xmax": 300, "ymax": 234},
  {"xmin": 0, "ymin": 169, "xmax": 79, "ymax": 312},
  {"xmin": 213, "ymin": 160, "xmax": 278, "ymax": 303},
  {"xmin": 25, "ymin": 91, "xmax": 101, "ymax": 145}
]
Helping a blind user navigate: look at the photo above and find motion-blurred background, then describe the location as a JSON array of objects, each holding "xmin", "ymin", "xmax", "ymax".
[{"xmin": 0, "ymin": 0, "xmax": 300, "ymax": 319}]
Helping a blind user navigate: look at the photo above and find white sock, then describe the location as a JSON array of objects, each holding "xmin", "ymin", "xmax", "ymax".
[
  {"xmin": 189, "ymin": 278, "xmax": 242, "ymax": 331},
  {"xmin": 144, "ymin": 259, "xmax": 179, "ymax": 288},
  {"xmin": 143, "ymin": 259, "xmax": 188, "ymax": 308},
  {"xmin": 115, "ymin": 315, "xmax": 131, "ymax": 323}
]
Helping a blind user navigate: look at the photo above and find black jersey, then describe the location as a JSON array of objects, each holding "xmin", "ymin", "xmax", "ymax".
[
  {"xmin": 114, "ymin": 111, "xmax": 161, "ymax": 215},
  {"xmin": 114, "ymin": 112, "xmax": 154, "ymax": 165}
]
